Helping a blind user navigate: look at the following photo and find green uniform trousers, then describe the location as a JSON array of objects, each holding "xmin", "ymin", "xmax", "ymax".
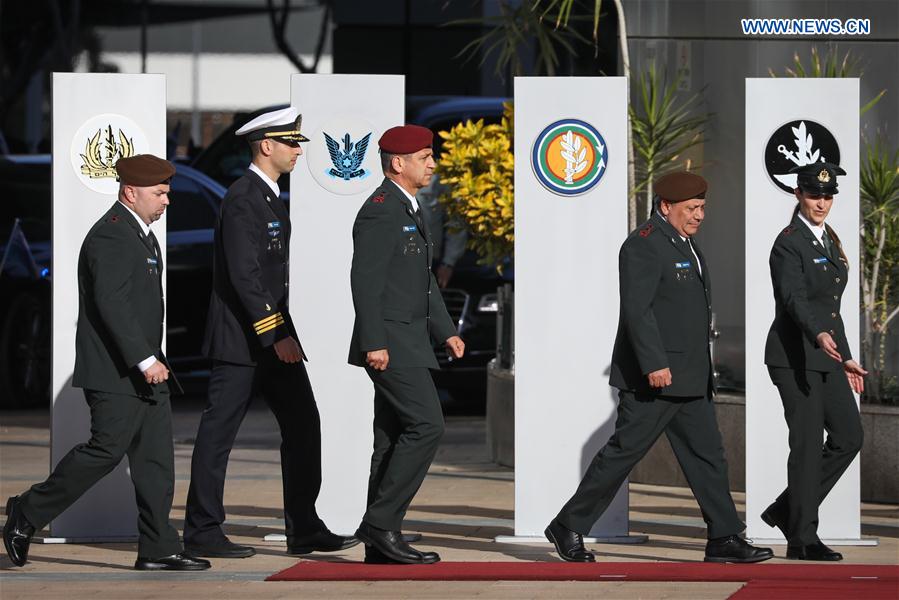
[
  {"xmin": 363, "ymin": 367, "xmax": 444, "ymax": 531},
  {"xmin": 19, "ymin": 390, "xmax": 182, "ymax": 558},
  {"xmin": 766, "ymin": 367, "xmax": 863, "ymax": 546},
  {"xmin": 557, "ymin": 389, "xmax": 744, "ymax": 539}
]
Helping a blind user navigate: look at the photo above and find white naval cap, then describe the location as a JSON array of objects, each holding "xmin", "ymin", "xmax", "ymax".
[{"xmin": 235, "ymin": 106, "xmax": 309, "ymax": 143}]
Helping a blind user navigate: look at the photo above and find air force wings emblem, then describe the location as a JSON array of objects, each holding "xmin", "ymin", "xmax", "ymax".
[{"xmin": 323, "ymin": 131, "xmax": 372, "ymax": 181}]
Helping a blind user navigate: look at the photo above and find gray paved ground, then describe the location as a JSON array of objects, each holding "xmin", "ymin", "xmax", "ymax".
[{"xmin": 0, "ymin": 403, "xmax": 896, "ymax": 599}]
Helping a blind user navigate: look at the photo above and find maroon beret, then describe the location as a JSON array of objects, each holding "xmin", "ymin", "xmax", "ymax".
[
  {"xmin": 378, "ymin": 125, "xmax": 433, "ymax": 154},
  {"xmin": 115, "ymin": 154, "xmax": 176, "ymax": 186},
  {"xmin": 655, "ymin": 172, "xmax": 707, "ymax": 202}
]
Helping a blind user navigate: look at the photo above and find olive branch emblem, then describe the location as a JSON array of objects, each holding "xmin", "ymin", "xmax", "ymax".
[{"xmin": 560, "ymin": 130, "xmax": 588, "ymax": 184}]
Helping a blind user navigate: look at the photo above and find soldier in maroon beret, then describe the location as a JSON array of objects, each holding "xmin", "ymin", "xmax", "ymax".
[{"xmin": 347, "ymin": 126, "xmax": 465, "ymax": 564}]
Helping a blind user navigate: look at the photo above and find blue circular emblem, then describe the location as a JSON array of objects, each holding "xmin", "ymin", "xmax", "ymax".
[{"xmin": 531, "ymin": 119, "xmax": 608, "ymax": 196}]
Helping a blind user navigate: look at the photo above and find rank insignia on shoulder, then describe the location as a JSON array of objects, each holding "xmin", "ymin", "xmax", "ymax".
[
  {"xmin": 371, "ymin": 191, "xmax": 385, "ymax": 203},
  {"xmin": 110, "ymin": 215, "xmax": 119, "ymax": 223},
  {"xmin": 782, "ymin": 225, "xmax": 795, "ymax": 235},
  {"xmin": 638, "ymin": 223, "xmax": 654, "ymax": 238}
]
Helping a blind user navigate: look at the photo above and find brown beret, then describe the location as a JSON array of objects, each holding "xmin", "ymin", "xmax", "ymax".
[
  {"xmin": 655, "ymin": 172, "xmax": 707, "ymax": 203},
  {"xmin": 115, "ymin": 154, "xmax": 176, "ymax": 186},
  {"xmin": 378, "ymin": 125, "xmax": 433, "ymax": 154}
]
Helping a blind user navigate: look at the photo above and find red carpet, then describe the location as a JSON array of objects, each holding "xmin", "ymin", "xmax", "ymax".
[{"xmin": 267, "ymin": 561, "xmax": 899, "ymax": 586}]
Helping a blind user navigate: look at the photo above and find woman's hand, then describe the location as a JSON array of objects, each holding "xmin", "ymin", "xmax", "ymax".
[
  {"xmin": 843, "ymin": 360, "xmax": 868, "ymax": 394},
  {"xmin": 816, "ymin": 332, "xmax": 843, "ymax": 363}
]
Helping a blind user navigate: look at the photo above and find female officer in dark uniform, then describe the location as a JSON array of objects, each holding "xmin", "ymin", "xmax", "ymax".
[{"xmin": 762, "ymin": 162, "xmax": 866, "ymax": 561}]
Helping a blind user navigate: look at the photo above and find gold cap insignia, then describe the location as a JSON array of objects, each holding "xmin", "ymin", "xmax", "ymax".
[{"xmin": 817, "ymin": 169, "xmax": 831, "ymax": 183}]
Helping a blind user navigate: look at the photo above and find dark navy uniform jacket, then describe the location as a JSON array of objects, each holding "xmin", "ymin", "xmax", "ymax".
[
  {"xmin": 609, "ymin": 212, "xmax": 714, "ymax": 398},
  {"xmin": 764, "ymin": 214, "xmax": 851, "ymax": 373},
  {"xmin": 348, "ymin": 178, "xmax": 456, "ymax": 369},
  {"xmin": 203, "ymin": 169, "xmax": 302, "ymax": 366},
  {"xmin": 73, "ymin": 201, "xmax": 181, "ymax": 399}
]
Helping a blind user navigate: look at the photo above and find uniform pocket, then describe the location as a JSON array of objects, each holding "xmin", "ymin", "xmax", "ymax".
[{"xmin": 382, "ymin": 308, "xmax": 412, "ymax": 323}]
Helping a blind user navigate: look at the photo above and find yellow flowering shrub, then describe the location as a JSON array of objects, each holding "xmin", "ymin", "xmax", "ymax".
[{"xmin": 436, "ymin": 102, "xmax": 514, "ymax": 269}]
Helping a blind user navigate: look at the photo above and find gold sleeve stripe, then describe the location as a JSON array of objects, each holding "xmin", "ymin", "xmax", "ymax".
[
  {"xmin": 256, "ymin": 317, "xmax": 285, "ymax": 335},
  {"xmin": 254, "ymin": 312, "xmax": 282, "ymax": 330}
]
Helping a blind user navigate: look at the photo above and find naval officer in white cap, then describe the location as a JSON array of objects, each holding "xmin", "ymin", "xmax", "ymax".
[{"xmin": 184, "ymin": 106, "xmax": 359, "ymax": 559}]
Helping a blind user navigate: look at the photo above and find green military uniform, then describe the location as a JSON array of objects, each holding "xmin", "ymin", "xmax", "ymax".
[
  {"xmin": 763, "ymin": 210, "xmax": 863, "ymax": 547},
  {"xmin": 349, "ymin": 177, "xmax": 456, "ymax": 531},
  {"xmin": 555, "ymin": 211, "xmax": 744, "ymax": 539},
  {"xmin": 17, "ymin": 200, "xmax": 183, "ymax": 559}
]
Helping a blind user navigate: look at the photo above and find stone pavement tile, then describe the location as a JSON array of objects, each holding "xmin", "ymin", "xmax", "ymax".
[{"xmin": 1, "ymin": 407, "xmax": 896, "ymax": 599}]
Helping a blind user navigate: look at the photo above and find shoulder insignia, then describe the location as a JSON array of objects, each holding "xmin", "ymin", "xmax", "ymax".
[
  {"xmin": 782, "ymin": 225, "xmax": 795, "ymax": 235},
  {"xmin": 638, "ymin": 223, "xmax": 654, "ymax": 238},
  {"xmin": 109, "ymin": 215, "xmax": 119, "ymax": 223},
  {"xmin": 371, "ymin": 191, "xmax": 385, "ymax": 204}
]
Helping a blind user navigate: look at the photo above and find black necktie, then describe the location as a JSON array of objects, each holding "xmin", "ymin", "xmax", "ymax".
[{"xmin": 822, "ymin": 231, "xmax": 836, "ymax": 260}]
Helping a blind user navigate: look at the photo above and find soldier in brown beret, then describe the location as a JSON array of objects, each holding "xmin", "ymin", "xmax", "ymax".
[
  {"xmin": 3, "ymin": 154, "xmax": 210, "ymax": 571},
  {"xmin": 545, "ymin": 171, "xmax": 773, "ymax": 565}
]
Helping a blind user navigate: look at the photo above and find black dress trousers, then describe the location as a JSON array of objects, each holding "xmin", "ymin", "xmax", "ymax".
[
  {"xmin": 556, "ymin": 389, "xmax": 744, "ymax": 539},
  {"xmin": 363, "ymin": 366, "xmax": 444, "ymax": 532},
  {"xmin": 19, "ymin": 390, "xmax": 182, "ymax": 558},
  {"xmin": 766, "ymin": 367, "xmax": 863, "ymax": 545},
  {"xmin": 184, "ymin": 353, "xmax": 324, "ymax": 545}
]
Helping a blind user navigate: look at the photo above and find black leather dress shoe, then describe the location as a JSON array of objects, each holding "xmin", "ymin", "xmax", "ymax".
[
  {"xmin": 364, "ymin": 543, "xmax": 440, "ymax": 564},
  {"xmin": 134, "ymin": 553, "xmax": 211, "ymax": 571},
  {"xmin": 287, "ymin": 529, "xmax": 360, "ymax": 555},
  {"xmin": 184, "ymin": 538, "xmax": 255, "ymax": 558},
  {"xmin": 787, "ymin": 541, "xmax": 843, "ymax": 561},
  {"xmin": 3, "ymin": 496, "xmax": 35, "ymax": 567},
  {"xmin": 760, "ymin": 504, "xmax": 788, "ymax": 538},
  {"xmin": 704, "ymin": 535, "xmax": 773, "ymax": 563},
  {"xmin": 355, "ymin": 522, "xmax": 439, "ymax": 564},
  {"xmin": 401, "ymin": 533, "xmax": 422, "ymax": 543},
  {"xmin": 544, "ymin": 519, "xmax": 595, "ymax": 563}
]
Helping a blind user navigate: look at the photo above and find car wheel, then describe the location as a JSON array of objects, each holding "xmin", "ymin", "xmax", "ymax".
[{"xmin": 0, "ymin": 292, "xmax": 50, "ymax": 409}]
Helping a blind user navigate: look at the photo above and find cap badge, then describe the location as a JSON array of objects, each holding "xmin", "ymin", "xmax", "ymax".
[{"xmin": 817, "ymin": 169, "xmax": 831, "ymax": 183}]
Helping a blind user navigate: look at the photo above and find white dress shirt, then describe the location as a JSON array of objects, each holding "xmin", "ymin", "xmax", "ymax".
[
  {"xmin": 796, "ymin": 211, "xmax": 826, "ymax": 244},
  {"xmin": 117, "ymin": 201, "xmax": 157, "ymax": 373},
  {"xmin": 249, "ymin": 163, "xmax": 280, "ymax": 198},
  {"xmin": 388, "ymin": 179, "xmax": 420, "ymax": 212}
]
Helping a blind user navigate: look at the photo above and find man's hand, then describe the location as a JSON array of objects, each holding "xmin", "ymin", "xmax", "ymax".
[
  {"xmin": 274, "ymin": 336, "xmax": 303, "ymax": 363},
  {"xmin": 816, "ymin": 332, "xmax": 843, "ymax": 363},
  {"xmin": 844, "ymin": 359, "xmax": 868, "ymax": 394},
  {"xmin": 445, "ymin": 335, "xmax": 465, "ymax": 359},
  {"xmin": 144, "ymin": 360, "xmax": 169, "ymax": 385},
  {"xmin": 647, "ymin": 368, "xmax": 672, "ymax": 389},
  {"xmin": 436, "ymin": 264, "xmax": 454, "ymax": 288},
  {"xmin": 366, "ymin": 349, "xmax": 389, "ymax": 371}
]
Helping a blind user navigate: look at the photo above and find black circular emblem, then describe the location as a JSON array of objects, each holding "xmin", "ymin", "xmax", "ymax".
[{"xmin": 764, "ymin": 120, "xmax": 840, "ymax": 195}]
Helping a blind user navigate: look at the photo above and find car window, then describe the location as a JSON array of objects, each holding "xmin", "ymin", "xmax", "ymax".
[
  {"xmin": 167, "ymin": 173, "xmax": 219, "ymax": 232},
  {"xmin": 0, "ymin": 161, "xmax": 51, "ymax": 242}
]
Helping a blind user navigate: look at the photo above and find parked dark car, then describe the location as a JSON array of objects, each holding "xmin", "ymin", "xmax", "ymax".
[
  {"xmin": 0, "ymin": 155, "xmax": 227, "ymax": 408},
  {"xmin": 189, "ymin": 97, "xmax": 511, "ymax": 407}
]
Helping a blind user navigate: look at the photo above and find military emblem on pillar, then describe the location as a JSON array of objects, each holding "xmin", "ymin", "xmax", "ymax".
[{"xmin": 531, "ymin": 118, "xmax": 608, "ymax": 196}]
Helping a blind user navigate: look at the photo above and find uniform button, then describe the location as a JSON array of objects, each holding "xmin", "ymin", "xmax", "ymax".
[
  {"xmin": 831, "ymin": 312, "xmax": 837, "ymax": 318},
  {"xmin": 833, "ymin": 295, "xmax": 838, "ymax": 300},
  {"xmin": 835, "ymin": 277, "xmax": 841, "ymax": 283},
  {"xmin": 829, "ymin": 329, "xmax": 835, "ymax": 335},
  {"xmin": 428, "ymin": 290, "xmax": 432, "ymax": 295}
]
